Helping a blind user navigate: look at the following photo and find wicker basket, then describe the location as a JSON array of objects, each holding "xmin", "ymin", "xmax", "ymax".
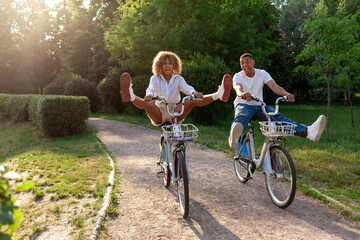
[
  {"xmin": 161, "ymin": 124, "xmax": 199, "ymax": 143},
  {"xmin": 259, "ymin": 121, "xmax": 296, "ymax": 137}
]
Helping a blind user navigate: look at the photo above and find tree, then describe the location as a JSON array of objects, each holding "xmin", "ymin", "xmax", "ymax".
[
  {"xmin": 105, "ymin": 0, "xmax": 280, "ymax": 76},
  {"xmin": 272, "ymin": 0, "xmax": 319, "ymax": 97},
  {"xmin": 0, "ymin": 0, "xmax": 58, "ymax": 94},
  {"xmin": 295, "ymin": 11, "xmax": 359, "ymax": 136}
]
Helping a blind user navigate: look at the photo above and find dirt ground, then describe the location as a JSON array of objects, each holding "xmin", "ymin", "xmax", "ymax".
[{"xmin": 88, "ymin": 118, "xmax": 360, "ymax": 240}]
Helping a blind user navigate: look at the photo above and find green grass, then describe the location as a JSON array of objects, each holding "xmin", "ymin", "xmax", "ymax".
[
  {"xmin": 0, "ymin": 121, "xmax": 111, "ymax": 239},
  {"xmin": 91, "ymin": 101, "xmax": 360, "ymax": 221}
]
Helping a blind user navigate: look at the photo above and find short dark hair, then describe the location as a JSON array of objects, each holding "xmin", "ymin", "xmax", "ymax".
[{"xmin": 240, "ymin": 53, "xmax": 253, "ymax": 60}]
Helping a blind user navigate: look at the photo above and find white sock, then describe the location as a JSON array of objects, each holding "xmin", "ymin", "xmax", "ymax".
[
  {"xmin": 129, "ymin": 85, "xmax": 136, "ymax": 101},
  {"xmin": 211, "ymin": 92, "xmax": 219, "ymax": 100}
]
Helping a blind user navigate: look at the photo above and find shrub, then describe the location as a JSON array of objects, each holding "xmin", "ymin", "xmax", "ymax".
[
  {"xmin": 97, "ymin": 68, "xmax": 124, "ymax": 113},
  {"xmin": 10, "ymin": 95, "xmax": 35, "ymax": 122},
  {"xmin": 0, "ymin": 94, "xmax": 12, "ymax": 121},
  {"xmin": 44, "ymin": 72, "xmax": 101, "ymax": 113},
  {"xmin": 0, "ymin": 94, "xmax": 35, "ymax": 122},
  {"xmin": 63, "ymin": 76, "xmax": 100, "ymax": 113},
  {"xmin": 43, "ymin": 72, "xmax": 71, "ymax": 95},
  {"xmin": 182, "ymin": 53, "xmax": 234, "ymax": 125},
  {"xmin": 29, "ymin": 95, "xmax": 89, "ymax": 137}
]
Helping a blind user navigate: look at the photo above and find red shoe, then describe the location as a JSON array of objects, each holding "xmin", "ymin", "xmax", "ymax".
[
  {"xmin": 120, "ymin": 72, "xmax": 134, "ymax": 102},
  {"xmin": 218, "ymin": 74, "xmax": 232, "ymax": 102}
]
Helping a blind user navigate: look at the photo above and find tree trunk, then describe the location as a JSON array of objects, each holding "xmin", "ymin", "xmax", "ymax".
[{"xmin": 326, "ymin": 62, "xmax": 331, "ymax": 138}]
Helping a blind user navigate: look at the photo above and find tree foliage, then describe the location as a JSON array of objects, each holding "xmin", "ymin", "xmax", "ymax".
[
  {"xmin": 105, "ymin": 0, "xmax": 280, "ymax": 76},
  {"xmin": 295, "ymin": 10, "xmax": 360, "ymax": 136}
]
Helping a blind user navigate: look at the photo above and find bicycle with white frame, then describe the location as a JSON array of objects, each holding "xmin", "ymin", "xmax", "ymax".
[
  {"xmin": 234, "ymin": 95, "xmax": 297, "ymax": 208},
  {"xmin": 154, "ymin": 95, "xmax": 199, "ymax": 218}
]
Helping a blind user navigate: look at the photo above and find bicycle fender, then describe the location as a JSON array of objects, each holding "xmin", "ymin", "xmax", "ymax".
[{"xmin": 262, "ymin": 150, "xmax": 273, "ymax": 175}]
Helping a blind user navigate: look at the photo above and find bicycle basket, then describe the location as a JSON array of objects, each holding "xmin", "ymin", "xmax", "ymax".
[
  {"xmin": 161, "ymin": 124, "xmax": 199, "ymax": 143},
  {"xmin": 259, "ymin": 121, "xmax": 296, "ymax": 137}
]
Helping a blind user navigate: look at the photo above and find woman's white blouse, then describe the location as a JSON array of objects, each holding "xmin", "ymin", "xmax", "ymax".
[{"xmin": 146, "ymin": 74, "xmax": 196, "ymax": 104}]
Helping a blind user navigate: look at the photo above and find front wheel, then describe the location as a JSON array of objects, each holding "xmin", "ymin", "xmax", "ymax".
[
  {"xmin": 160, "ymin": 138, "xmax": 170, "ymax": 188},
  {"xmin": 234, "ymin": 157, "xmax": 254, "ymax": 183},
  {"xmin": 265, "ymin": 146, "xmax": 296, "ymax": 208},
  {"xmin": 175, "ymin": 150, "xmax": 189, "ymax": 218}
]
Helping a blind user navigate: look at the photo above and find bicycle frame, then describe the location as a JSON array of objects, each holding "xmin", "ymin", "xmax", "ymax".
[{"xmin": 236, "ymin": 124, "xmax": 277, "ymax": 178}]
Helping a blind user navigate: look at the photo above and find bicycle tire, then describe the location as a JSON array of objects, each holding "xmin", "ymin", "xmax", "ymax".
[
  {"xmin": 265, "ymin": 146, "xmax": 296, "ymax": 208},
  {"xmin": 175, "ymin": 150, "xmax": 189, "ymax": 218},
  {"xmin": 159, "ymin": 138, "xmax": 171, "ymax": 188}
]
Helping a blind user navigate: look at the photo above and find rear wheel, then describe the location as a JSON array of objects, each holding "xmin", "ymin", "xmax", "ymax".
[
  {"xmin": 265, "ymin": 146, "xmax": 296, "ymax": 208},
  {"xmin": 159, "ymin": 138, "xmax": 170, "ymax": 188},
  {"xmin": 176, "ymin": 151, "xmax": 189, "ymax": 218}
]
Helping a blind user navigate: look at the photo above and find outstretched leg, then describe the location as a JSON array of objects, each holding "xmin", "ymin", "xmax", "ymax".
[
  {"xmin": 176, "ymin": 74, "xmax": 232, "ymax": 120},
  {"xmin": 120, "ymin": 72, "xmax": 163, "ymax": 125}
]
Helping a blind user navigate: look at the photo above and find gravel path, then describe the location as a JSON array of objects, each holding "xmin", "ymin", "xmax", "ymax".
[{"xmin": 88, "ymin": 118, "xmax": 360, "ymax": 240}]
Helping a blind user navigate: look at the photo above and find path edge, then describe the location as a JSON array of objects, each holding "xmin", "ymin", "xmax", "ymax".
[{"xmin": 90, "ymin": 137, "xmax": 115, "ymax": 240}]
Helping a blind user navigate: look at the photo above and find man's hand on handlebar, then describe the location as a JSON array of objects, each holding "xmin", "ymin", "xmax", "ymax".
[
  {"xmin": 240, "ymin": 92, "xmax": 252, "ymax": 102},
  {"xmin": 286, "ymin": 94, "xmax": 295, "ymax": 102}
]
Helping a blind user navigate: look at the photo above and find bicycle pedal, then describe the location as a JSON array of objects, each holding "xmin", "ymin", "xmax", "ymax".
[
  {"xmin": 156, "ymin": 171, "xmax": 165, "ymax": 178},
  {"xmin": 156, "ymin": 161, "xmax": 161, "ymax": 165}
]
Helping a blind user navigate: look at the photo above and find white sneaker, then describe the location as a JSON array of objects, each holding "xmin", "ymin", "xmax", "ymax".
[
  {"xmin": 228, "ymin": 123, "xmax": 243, "ymax": 149},
  {"xmin": 217, "ymin": 74, "xmax": 232, "ymax": 102},
  {"xmin": 120, "ymin": 72, "xmax": 135, "ymax": 102},
  {"xmin": 307, "ymin": 115, "xmax": 326, "ymax": 142}
]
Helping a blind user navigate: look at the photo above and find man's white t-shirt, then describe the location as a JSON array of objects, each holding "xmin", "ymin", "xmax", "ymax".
[{"xmin": 233, "ymin": 69, "xmax": 273, "ymax": 107}]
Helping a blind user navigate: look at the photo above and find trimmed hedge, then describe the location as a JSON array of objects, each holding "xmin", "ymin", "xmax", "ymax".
[
  {"xmin": 0, "ymin": 94, "xmax": 36, "ymax": 122},
  {"xmin": 0, "ymin": 94, "xmax": 89, "ymax": 137}
]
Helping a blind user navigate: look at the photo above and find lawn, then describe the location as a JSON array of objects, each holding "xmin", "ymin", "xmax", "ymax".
[
  {"xmin": 0, "ymin": 122, "xmax": 111, "ymax": 239},
  {"xmin": 91, "ymin": 100, "xmax": 360, "ymax": 221}
]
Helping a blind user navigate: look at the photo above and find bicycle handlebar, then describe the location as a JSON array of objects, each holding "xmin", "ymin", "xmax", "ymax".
[
  {"xmin": 151, "ymin": 95, "xmax": 201, "ymax": 117},
  {"xmin": 249, "ymin": 95, "xmax": 289, "ymax": 118}
]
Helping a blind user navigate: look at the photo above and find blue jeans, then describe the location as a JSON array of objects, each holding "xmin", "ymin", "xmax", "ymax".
[{"xmin": 232, "ymin": 104, "xmax": 306, "ymax": 137}]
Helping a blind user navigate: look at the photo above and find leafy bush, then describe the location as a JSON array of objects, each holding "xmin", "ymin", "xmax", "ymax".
[
  {"xmin": 29, "ymin": 95, "xmax": 89, "ymax": 137},
  {"xmin": 9, "ymin": 95, "xmax": 35, "ymax": 122},
  {"xmin": 182, "ymin": 53, "xmax": 234, "ymax": 125},
  {"xmin": 97, "ymin": 68, "xmax": 124, "ymax": 113},
  {"xmin": 0, "ymin": 94, "xmax": 11, "ymax": 121},
  {"xmin": 64, "ymin": 78, "xmax": 101, "ymax": 113},
  {"xmin": 43, "ymin": 71, "xmax": 71, "ymax": 95},
  {"xmin": 0, "ymin": 166, "xmax": 34, "ymax": 238},
  {"xmin": 0, "ymin": 94, "xmax": 35, "ymax": 122},
  {"xmin": 44, "ymin": 72, "xmax": 101, "ymax": 113}
]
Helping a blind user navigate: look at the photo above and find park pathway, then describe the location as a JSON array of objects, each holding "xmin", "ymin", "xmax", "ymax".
[{"xmin": 88, "ymin": 118, "xmax": 360, "ymax": 240}]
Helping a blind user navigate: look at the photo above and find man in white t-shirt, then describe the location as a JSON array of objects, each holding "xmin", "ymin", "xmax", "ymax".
[{"xmin": 228, "ymin": 53, "xmax": 326, "ymax": 149}]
